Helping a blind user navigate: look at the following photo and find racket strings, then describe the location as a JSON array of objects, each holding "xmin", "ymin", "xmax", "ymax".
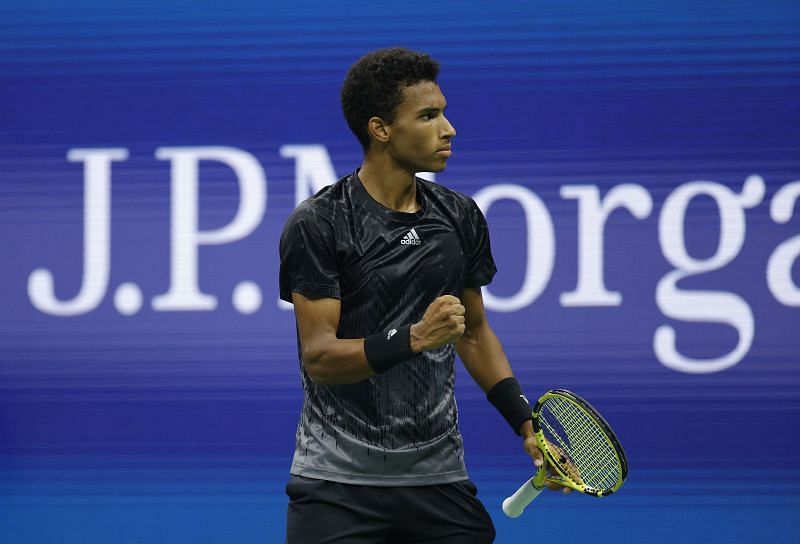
[
  {"xmin": 542, "ymin": 400, "xmax": 617, "ymax": 489},
  {"xmin": 545, "ymin": 403, "xmax": 616, "ymax": 488},
  {"xmin": 541, "ymin": 411, "xmax": 612, "ymax": 488},
  {"xmin": 539, "ymin": 396, "xmax": 621, "ymax": 490}
]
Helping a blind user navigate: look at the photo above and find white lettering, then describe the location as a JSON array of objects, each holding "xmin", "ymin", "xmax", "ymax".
[
  {"xmin": 473, "ymin": 184, "xmax": 555, "ymax": 312},
  {"xmin": 24, "ymin": 145, "xmax": 798, "ymax": 376},
  {"xmin": 654, "ymin": 175, "xmax": 765, "ymax": 373},
  {"xmin": 560, "ymin": 184, "xmax": 653, "ymax": 306},
  {"xmin": 28, "ymin": 148, "xmax": 128, "ymax": 316},
  {"xmin": 767, "ymin": 181, "xmax": 800, "ymax": 306},
  {"xmin": 152, "ymin": 147, "xmax": 266, "ymax": 311}
]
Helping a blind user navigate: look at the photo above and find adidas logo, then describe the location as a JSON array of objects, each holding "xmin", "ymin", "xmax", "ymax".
[
  {"xmin": 400, "ymin": 228, "xmax": 422, "ymax": 246},
  {"xmin": 386, "ymin": 329, "xmax": 397, "ymax": 340}
]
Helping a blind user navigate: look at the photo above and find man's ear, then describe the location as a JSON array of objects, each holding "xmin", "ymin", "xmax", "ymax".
[{"xmin": 367, "ymin": 116, "xmax": 391, "ymax": 144}]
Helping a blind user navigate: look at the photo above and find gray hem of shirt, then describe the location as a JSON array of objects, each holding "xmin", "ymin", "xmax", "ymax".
[{"xmin": 290, "ymin": 463, "xmax": 469, "ymax": 486}]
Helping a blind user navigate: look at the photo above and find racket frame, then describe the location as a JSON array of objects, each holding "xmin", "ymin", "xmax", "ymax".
[{"xmin": 532, "ymin": 388, "xmax": 628, "ymax": 497}]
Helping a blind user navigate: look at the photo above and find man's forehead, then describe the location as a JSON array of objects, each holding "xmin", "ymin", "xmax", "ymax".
[{"xmin": 399, "ymin": 80, "xmax": 446, "ymax": 109}]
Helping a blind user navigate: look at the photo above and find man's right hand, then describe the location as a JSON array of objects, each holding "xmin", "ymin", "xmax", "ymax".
[{"xmin": 410, "ymin": 295, "xmax": 466, "ymax": 352}]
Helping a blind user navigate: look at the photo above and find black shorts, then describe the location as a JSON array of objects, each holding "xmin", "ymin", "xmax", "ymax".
[{"xmin": 285, "ymin": 475, "xmax": 495, "ymax": 544}]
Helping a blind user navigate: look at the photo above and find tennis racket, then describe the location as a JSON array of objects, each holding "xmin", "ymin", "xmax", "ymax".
[{"xmin": 502, "ymin": 389, "xmax": 628, "ymax": 518}]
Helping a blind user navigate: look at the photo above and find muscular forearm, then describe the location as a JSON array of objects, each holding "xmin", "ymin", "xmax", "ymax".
[
  {"xmin": 455, "ymin": 321, "xmax": 514, "ymax": 393},
  {"xmin": 458, "ymin": 322, "xmax": 535, "ymax": 437},
  {"xmin": 301, "ymin": 338, "xmax": 375, "ymax": 385}
]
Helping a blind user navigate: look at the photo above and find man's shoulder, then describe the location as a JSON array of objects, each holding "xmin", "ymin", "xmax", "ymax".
[
  {"xmin": 286, "ymin": 173, "xmax": 351, "ymax": 222},
  {"xmin": 303, "ymin": 173, "xmax": 351, "ymax": 208}
]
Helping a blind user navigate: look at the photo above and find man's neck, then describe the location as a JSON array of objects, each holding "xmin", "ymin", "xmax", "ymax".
[{"xmin": 358, "ymin": 155, "xmax": 420, "ymax": 213}]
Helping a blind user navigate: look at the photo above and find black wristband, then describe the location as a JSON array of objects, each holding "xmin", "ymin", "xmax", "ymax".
[
  {"xmin": 487, "ymin": 377, "xmax": 532, "ymax": 435},
  {"xmin": 364, "ymin": 325, "xmax": 414, "ymax": 374}
]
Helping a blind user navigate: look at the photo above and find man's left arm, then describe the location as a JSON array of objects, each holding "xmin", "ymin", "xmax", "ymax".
[
  {"xmin": 455, "ymin": 287, "xmax": 568, "ymax": 492},
  {"xmin": 454, "ymin": 288, "xmax": 512, "ymax": 391}
]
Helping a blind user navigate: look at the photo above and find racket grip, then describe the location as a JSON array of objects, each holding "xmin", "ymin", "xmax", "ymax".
[{"xmin": 502, "ymin": 476, "xmax": 544, "ymax": 518}]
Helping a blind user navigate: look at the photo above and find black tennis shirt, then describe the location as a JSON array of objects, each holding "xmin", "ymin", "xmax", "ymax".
[{"xmin": 279, "ymin": 170, "xmax": 496, "ymax": 485}]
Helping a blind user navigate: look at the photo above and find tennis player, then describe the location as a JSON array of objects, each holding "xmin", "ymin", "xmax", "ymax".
[{"xmin": 279, "ymin": 47, "xmax": 563, "ymax": 544}]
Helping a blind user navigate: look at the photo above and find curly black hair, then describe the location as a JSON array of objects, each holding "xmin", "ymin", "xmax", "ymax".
[{"xmin": 341, "ymin": 47, "xmax": 440, "ymax": 152}]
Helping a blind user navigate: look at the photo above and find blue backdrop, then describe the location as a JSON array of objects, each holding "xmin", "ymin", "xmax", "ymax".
[{"xmin": 1, "ymin": 1, "xmax": 799, "ymax": 542}]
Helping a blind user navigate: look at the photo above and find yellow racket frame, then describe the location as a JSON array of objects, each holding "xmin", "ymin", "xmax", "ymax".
[{"xmin": 531, "ymin": 389, "xmax": 627, "ymax": 497}]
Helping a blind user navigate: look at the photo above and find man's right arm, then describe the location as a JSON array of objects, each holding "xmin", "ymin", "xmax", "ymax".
[
  {"xmin": 292, "ymin": 292, "xmax": 466, "ymax": 385},
  {"xmin": 292, "ymin": 292, "xmax": 374, "ymax": 385}
]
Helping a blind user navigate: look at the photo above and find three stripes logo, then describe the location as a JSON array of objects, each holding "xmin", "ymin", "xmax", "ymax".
[{"xmin": 400, "ymin": 228, "xmax": 422, "ymax": 246}]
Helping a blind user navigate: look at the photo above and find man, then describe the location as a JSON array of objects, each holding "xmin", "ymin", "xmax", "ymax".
[{"xmin": 279, "ymin": 47, "xmax": 564, "ymax": 544}]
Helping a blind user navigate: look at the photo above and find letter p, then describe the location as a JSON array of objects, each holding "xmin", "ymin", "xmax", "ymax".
[{"xmin": 152, "ymin": 147, "xmax": 266, "ymax": 311}]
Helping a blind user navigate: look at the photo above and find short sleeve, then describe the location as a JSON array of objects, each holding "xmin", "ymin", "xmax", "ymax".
[
  {"xmin": 279, "ymin": 204, "xmax": 340, "ymax": 303},
  {"xmin": 464, "ymin": 198, "xmax": 497, "ymax": 288}
]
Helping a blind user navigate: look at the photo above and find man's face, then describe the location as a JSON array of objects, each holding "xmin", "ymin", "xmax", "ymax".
[{"xmin": 385, "ymin": 80, "xmax": 456, "ymax": 173}]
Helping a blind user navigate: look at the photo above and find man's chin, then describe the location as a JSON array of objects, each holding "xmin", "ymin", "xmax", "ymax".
[{"xmin": 424, "ymin": 162, "xmax": 448, "ymax": 174}]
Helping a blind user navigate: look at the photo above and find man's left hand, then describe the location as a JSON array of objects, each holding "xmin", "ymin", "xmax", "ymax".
[{"xmin": 520, "ymin": 422, "xmax": 572, "ymax": 494}]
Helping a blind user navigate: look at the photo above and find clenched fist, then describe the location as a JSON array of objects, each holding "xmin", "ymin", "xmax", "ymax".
[{"xmin": 409, "ymin": 295, "xmax": 466, "ymax": 352}]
